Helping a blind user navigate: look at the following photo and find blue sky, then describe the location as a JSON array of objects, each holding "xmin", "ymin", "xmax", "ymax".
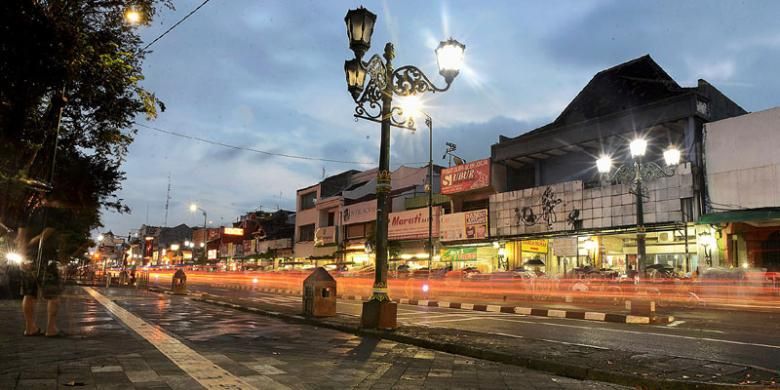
[{"xmin": 102, "ymin": 0, "xmax": 780, "ymax": 235}]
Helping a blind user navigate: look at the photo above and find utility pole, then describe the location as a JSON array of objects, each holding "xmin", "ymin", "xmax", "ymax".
[{"xmin": 164, "ymin": 174, "xmax": 171, "ymax": 227}]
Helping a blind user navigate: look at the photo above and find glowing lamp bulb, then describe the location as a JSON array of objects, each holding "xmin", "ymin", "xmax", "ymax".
[
  {"xmin": 663, "ymin": 147, "xmax": 681, "ymax": 166},
  {"xmin": 252, "ymin": 278, "xmax": 258, "ymax": 284},
  {"xmin": 629, "ymin": 138, "xmax": 647, "ymax": 158},
  {"xmin": 596, "ymin": 155, "xmax": 612, "ymax": 174},
  {"xmin": 422, "ymin": 283, "xmax": 430, "ymax": 293},
  {"xmin": 5, "ymin": 252, "xmax": 23, "ymax": 265}
]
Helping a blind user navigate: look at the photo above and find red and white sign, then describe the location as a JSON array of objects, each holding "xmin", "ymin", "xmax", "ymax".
[
  {"xmin": 440, "ymin": 209, "xmax": 488, "ymax": 242},
  {"xmin": 342, "ymin": 200, "xmax": 376, "ymax": 225},
  {"xmin": 388, "ymin": 207, "xmax": 441, "ymax": 240},
  {"xmin": 440, "ymin": 158, "xmax": 491, "ymax": 194}
]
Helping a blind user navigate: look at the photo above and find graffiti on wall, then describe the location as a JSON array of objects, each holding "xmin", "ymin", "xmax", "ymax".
[{"xmin": 515, "ymin": 186, "xmax": 580, "ymax": 230}]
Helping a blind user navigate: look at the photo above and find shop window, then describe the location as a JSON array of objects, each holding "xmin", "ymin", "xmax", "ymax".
[
  {"xmin": 299, "ymin": 224, "xmax": 315, "ymax": 242},
  {"xmin": 346, "ymin": 223, "xmax": 366, "ymax": 240},
  {"xmin": 680, "ymin": 197, "xmax": 694, "ymax": 222},
  {"xmin": 300, "ymin": 192, "xmax": 316, "ymax": 210}
]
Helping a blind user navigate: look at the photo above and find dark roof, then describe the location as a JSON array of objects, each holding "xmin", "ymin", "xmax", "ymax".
[{"xmin": 512, "ymin": 55, "xmax": 691, "ymax": 140}]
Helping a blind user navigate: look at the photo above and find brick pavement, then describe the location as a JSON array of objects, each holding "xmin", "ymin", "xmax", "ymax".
[{"xmin": 0, "ymin": 286, "xmax": 629, "ymax": 389}]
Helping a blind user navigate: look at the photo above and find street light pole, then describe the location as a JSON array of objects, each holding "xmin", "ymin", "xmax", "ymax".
[
  {"xmin": 633, "ymin": 157, "xmax": 646, "ymax": 275},
  {"xmin": 343, "ymin": 6, "xmax": 464, "ymax": 329},
  {"xmin": 425, "ymin": 115, "xmax": 434, "ymax": 277}
]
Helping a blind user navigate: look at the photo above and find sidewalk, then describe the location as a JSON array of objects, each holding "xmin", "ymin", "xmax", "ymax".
[
  {"xmin": 0, "ymin": 286, "xmax": 629, "ymax": 389},
  {"xmin": 0, "ymin": 287, "xmax": 198, "ymax": 389},
  {"xmin": 172, "ymin": 287, "xmax": 779, "ymax": 389}
]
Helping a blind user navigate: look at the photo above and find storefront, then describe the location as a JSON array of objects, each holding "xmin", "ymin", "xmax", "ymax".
[
  {"xmin": 387, "ymin": 207, "xmax": 441, "ymax": 271},
  {"xmin": 490, "ymin": 167, "xmax": 698, "ymax": 276}
]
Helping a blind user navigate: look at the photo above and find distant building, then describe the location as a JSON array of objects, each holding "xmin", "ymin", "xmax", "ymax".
[{"xmin": 701, "ymin": 107, "xmax": 780, "ymax": 270}]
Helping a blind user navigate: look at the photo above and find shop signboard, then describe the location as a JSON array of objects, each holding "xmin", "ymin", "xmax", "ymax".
[
  {"xmin": 207, "ymin": 249, "xmax": 217, "ymax": 260},
  {"xmin": 342, "ymin": 200, "xmax": 376, "ymax": 225},
  {"xmin": 440, "ymin": 158, "xmax": 491, "ymax": 195},
  {"xmin": 441, "ymin": 247, "xmax": 478, "ymax": 261},
  {"xmin": 551, "ymin": 237, "xmax": 577, "ymax": 257},
  {"xmin": 521, "ymin": 239, "xmax": 548, "ymax": 253},
  {"xmin": 388, "ymin": 207, "xmax": 441, "ymax": 240},
  {"xmin": 314, "ymin": 226, "xmax": 337, "ymax": 246},
  {"xmin": 440, "ymin": 209, "xmax": 489, "ymax": 242},
  {"xmin": 223, "ymin": 227, "xmax": 244, "ymax": 236}
]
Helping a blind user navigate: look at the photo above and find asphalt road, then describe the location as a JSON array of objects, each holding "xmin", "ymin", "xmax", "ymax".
[{"xmin": 186, "ymin": 283, "xmax": 780, "ymax": 372}]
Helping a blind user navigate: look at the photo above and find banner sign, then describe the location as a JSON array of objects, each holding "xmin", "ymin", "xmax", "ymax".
[
  {"xmin": 441, "ymin": 158, "xmax": 491, "ymax": 195},
  {"xmin": 440, "ymin": 209, "xmax": 489, "ymax": 242},
  {"xmin": 342, "ymin": 200, "xmax": 376, "ymax": 225},
  {"xmin": 223, "ymin": 227, "xmax": 244, "ymax": 236},
  {"xmin": 521, "ymin": 239, "xmax": 548, "ymax": 253},
  {"xmin": 551, "ymin": 237, "xmax": 577, "ymax": 257},
  {"xmin": 388, "ymin": 207, "xmax": 441, "ymax": 240},
  {"xmin": 441, "ymin": 247, "xmax": 478, "ymax": 261}
]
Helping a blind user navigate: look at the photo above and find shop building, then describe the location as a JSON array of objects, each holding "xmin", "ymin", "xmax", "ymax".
[
  {"xmin": 435, "ymin": 158, "xmax": 506, "ymax": 273},
  {"xmin": 701, "ymin": 107, "xmax": 780, "ymax": 271},
  {"xmin": 490, "ymin": 55, "xmax": 746, "ymax": 275},
  {"xmin": 293, "ymin": 169, "xmax": 375, "ymax": 268},
  {"xmin": 237, "ymin": 210, "xmax": 295, "ymax": 270}
]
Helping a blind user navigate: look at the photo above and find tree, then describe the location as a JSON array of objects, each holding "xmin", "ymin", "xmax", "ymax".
[{"xmin": 0, "ymin": 0, "xmax": 172, "ymax": 264}]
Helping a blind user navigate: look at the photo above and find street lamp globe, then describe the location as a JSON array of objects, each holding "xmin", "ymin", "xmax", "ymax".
[
  {"xmin": 344, "ymin": 7, "xmax": 377, "ymax": 60},
  {"xmin": 629, "ymin": 138, "xmax": 647, "ymax": 158},
  {"xmin": 435, "ymin": 38, "xmax": 466, "ymax": 84},
  {"xmin": 344, "ymin": 58, "xmax": 367, "ymax": 100},
  {"xmin": 124, "ymin": 7, "xmax": 142, "ymax": 25},
  {"xmin": 596, "ymin": 155, "xmax": 613, "ymax": 174},
  {"xmin": 663, "ymin": 147, "xmax": 681, "ymax": 166},
  {"xmin": 189, "ymin": 203, "xmax": 198, "ymax": 213},
  {"xmin": 97, "ymin": 234, "xmax": 104, "ymax": 242},
  {"xmin": 397, "ymin": 95, "xmax": 424, "ymax": 121}
]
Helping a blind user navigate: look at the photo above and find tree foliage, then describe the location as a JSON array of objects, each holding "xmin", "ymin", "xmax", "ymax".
[{"xmin": 0, "ymin": 0, "xmax": 171, "ymax": 262}]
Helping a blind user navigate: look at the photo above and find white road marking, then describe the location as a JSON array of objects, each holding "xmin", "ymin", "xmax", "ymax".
[
  {"xmin": 667, "ymin": 320, "xmax": 686, "ymax": 327},
  {"xmin": 84, "ymin": 287, "xmax": 288, "ymax": 390},
  {"xmin": 479, "ymin": 316, "xmax": 780, "ymax": 351},
  {"xmin": 419, "ymin": 317, "xmax": 486, "ymax": 324}
]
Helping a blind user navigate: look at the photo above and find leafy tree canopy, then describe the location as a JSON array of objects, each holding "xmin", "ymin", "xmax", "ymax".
[{"xmin": 0, "ymin": 0, "xmax": 172, "ymax": 263}]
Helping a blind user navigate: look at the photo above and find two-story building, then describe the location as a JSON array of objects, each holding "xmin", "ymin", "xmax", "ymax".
[{"xmin": 489, "ymin": 55, "xmax": 746, "ymax": 275}]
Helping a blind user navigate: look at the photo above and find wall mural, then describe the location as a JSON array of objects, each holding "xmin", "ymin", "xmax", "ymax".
[{"xmin": 514, "ymin": 186, "xmax": 580, "ymax": 230}]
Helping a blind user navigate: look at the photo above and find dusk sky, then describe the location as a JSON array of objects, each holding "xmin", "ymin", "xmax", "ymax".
[{"xmin": 102, "ymin": 0, "xmax": 780, "ymax": 235}]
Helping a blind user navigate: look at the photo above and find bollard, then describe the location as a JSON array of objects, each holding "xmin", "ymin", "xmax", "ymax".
[{"xmin": 171, "ymin": 269, "xmax": 187, "ymax": 295}]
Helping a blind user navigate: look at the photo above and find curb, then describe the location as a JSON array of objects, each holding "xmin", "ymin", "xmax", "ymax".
[
  {"xmin": 199, "ymin": 284, "xmax": 672, "ymax": 324},
  {"xmin": 185, "ymin": 292, "xmax": 765, "ymax": 390}
]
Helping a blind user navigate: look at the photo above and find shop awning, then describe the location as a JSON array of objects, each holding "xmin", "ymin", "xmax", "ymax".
[{"xmin": 698, "ymin": 208, "xmax": 780, "ymax": 226}]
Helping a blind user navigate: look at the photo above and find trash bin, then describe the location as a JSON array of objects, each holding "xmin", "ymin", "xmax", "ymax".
[
  {"xmin": 302, "ymin": 267, "xmax": 336, "ymax": 317},
  {"xmin": 171, "ymin": 269, "xmax": 187, "ymax": 295}
]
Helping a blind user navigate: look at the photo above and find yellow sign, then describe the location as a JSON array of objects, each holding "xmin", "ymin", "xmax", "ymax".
[
  {"xmin": 223, "ymin": 227, "xmax": 244, "ymax": 236},
  {"xmin": 521, "ymin": 239, "xmax": 548, "ymax": 253}
]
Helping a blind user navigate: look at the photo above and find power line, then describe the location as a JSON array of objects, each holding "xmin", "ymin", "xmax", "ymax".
[
  {"xmin": 135, "ymin": 122, "xmax": 379, "ymax": 165},
  {"xmin": 143, "ymin": 0, "xmax": 214, "ymax": 51}
]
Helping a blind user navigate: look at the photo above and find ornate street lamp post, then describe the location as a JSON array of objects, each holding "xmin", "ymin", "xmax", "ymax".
[
  {"xmin": 343, "ymin": 7, "xmax": 464, "ymax": 329},
  {"xmin": 189, "ymin": 203, "xmax": 208, "ymax": 262},
  {"xmin": 596, "ymin": 139, "xmax": 681, "ymax": 275}
]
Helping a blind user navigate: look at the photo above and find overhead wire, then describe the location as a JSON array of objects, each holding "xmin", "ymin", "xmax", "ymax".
[
  {"xmin": 134, "ymin": 122, "xmax": 429, "ymax": 167},
  {"xmin": 142, "ymin": 0, "xmax": 214, "ymax": 51}
]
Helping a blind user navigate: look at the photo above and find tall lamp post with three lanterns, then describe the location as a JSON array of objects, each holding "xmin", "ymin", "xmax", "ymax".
[
  {"xmin": 343, "ymin": 7, "xmax": 465, "ymax": 329},
  {"xmin": 596, "ymin": 138, "xmax": 681, "ymax": 275}
]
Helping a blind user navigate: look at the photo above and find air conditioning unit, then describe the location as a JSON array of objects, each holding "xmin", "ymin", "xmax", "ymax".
[{"xmin": 657, "ymin": 232, "xmax": 675, "ymax": 243}]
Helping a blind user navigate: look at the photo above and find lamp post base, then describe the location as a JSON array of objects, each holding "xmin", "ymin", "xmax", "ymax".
[{"xmin": 360, "ymin": 300, "xmax": 397, "ymax": 330}]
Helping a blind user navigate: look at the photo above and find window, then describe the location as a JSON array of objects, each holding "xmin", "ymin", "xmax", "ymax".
[
  {"xmin": 299, "ymin": 224, "xmax": 315, "ymax": 242},
  {"xmin": 346, "ymin": 224, "xmax": 365, "ymax": 239},
  {"xmin": 300, "ymin": 192, "xmax": 316, "ymax": 210},
  {"xmin": 327, "ymin": 212, "xmax": 335, "ymax": 227}
]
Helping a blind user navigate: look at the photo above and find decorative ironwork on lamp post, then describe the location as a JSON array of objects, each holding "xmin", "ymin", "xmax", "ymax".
[
  {"xmin": 596, "ymin": 139, "xmax": 681, "ymax": 275},
  {"xmin": 343, "ymin": 6, "xmax": 464, "ymax": 329}
]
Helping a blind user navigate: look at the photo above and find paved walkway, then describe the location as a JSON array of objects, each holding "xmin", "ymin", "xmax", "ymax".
[{"xmin": 0, "ymin": 286, "xmax": 628, "ymax": 389}]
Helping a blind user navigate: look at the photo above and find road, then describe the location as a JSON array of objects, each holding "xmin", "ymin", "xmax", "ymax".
[
  {"xmin": 1, "ymin": 286, "xmax": 628, "ymax": 389},
  {"xmin": 185, "ymin": 282, "xmax": 780, "ymax": 373}
]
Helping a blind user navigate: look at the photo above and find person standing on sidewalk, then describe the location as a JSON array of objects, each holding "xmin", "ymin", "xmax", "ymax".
[{"xmin": 19, "ymin": 227, "xmax": 63, "ymax": 337}]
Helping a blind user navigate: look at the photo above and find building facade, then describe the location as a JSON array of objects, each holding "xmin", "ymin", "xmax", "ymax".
[{"xmin": 489, "ymin": 55, "xmax": 746, "ymax": 275}]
